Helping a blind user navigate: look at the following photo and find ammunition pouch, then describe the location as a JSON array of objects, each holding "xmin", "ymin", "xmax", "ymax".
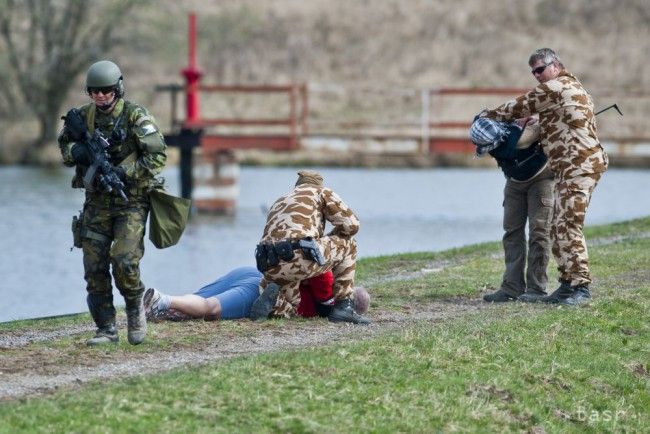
[
  {"xmin": 255, "ymin": 242, "xmax": 284, "ymax": 273},
  {"xmin": 255, "ymin": 238, "xmax": 325, "ymax": 273}
]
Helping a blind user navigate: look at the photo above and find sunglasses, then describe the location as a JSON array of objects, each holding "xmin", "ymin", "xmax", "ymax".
[
  {"xmin": 531, "ymin": 63, "xmax": 551, "ymax": 75},
  {"xmin": 88, "ymin": 87, "xmax": 115, "ymax": 96}
]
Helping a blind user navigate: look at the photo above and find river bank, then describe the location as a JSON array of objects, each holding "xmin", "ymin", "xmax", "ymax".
[{"xmin": 1, "ymin": 217, "xmax": 649, "ymax": 432}]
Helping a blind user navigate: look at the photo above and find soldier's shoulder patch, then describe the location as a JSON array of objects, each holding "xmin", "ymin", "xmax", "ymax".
[{"xmin": 141, "ymin": 123, "xmax": 157, "ymax": 135}]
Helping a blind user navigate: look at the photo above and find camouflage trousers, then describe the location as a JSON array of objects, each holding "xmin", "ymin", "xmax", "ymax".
[
  {"xmin": 81, "ymin": 192, "xmax": 149, "ymax": 302},
  {"xmin": 550, "ymin": 173, "xmax": 601, "ymax": 287},
  {"xmin": 261, "ymin": 235, "xmax": 357, "ymax": 318}
]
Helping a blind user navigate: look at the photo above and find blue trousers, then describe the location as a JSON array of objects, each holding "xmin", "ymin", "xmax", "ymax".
[{"xmin": 193, "ymin": 267, "xmax": 262, "ymax": 319}]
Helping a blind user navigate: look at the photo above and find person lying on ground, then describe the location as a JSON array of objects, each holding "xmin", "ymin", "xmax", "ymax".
[{"xmin": 144, "ymin": 266, "xmax": 370, "ymax": 322}]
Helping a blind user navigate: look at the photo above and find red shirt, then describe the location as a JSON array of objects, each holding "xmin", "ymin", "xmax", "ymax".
[{"xmin": 296, "ymin": 271, "xmax": 334, "ymax": 317}]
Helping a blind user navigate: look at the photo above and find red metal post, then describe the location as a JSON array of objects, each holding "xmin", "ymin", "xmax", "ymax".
[{"xmin": 181, "ymin": 13, "xmax": 202, "ymax": 123}]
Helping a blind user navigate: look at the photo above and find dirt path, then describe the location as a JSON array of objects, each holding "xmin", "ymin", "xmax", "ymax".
[
  {"xmin": 3, "ymin": 232, "xmax": 644, "ymax": 403},
  {"xmin": 0, "ymin": 298, "xmax": 498, "ymax": 402}
]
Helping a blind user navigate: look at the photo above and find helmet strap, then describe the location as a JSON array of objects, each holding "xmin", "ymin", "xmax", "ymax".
[{"xmin": 96, "ymin": 94, "xmax": 118, "ymax": 112}]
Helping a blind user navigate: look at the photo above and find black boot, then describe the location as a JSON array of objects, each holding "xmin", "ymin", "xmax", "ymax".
[
  {"xmin": 568, "ymin": 285, "xmax": 591, "ymax": 305},
  {"xmin": 328, "ymin": 298, "xmax": 371, "ymax": 325},
  {"xmin": 517, "ymin": 289, "xmax": 548, "ymax": 303},
  {"xmin": 483, "ymin": 289, "xmax": 519, "ymax": 303},
  {"xmin": 86, "ymin": 293, "xmax": 119, "ymax": 346},
  {"xmin": 542, "ymin": 281, "xmax": 575, "ymax": 305},
  {"xmin": 249, "ymin": 283, "xmax": 280, "ymax": 320},
  {"xmin": 125, "ymin": 295, "xmax": 146, "ymax": 345}
]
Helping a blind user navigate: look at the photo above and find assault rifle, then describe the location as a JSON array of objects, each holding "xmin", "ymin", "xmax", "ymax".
[{"xmin": 62, "ymin": 108, "xmax": 128, "ymax": 201}]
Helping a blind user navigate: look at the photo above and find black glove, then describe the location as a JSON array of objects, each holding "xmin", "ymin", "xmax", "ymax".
[
  {"xmin": 113, "ymin": 166, "xmax": 127, "ymax": 182},
  {"xmin": 62, "ymin": 108, "xmax": 88, "ymax": 142},
  {"xmin": 71, "ymin": 143, "xmax": 92, "ymax": 166}
]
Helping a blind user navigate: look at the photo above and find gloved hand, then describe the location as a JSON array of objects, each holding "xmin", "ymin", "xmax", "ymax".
[
  {"xmin": 113, "ymin": 166, "xmax": 127, "ymax": 183},
  {"xmin": 71, "ymin": 143, "xmax": 92, "ymax": 166},
  {"xmin": 62, "ymin": 108, "xmax": 88, "ymax": 142}
]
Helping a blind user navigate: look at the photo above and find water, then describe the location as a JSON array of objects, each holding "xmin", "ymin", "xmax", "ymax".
[{"xmin": 1, "ymin": 165, "xmax": 649, "ymax": 322}]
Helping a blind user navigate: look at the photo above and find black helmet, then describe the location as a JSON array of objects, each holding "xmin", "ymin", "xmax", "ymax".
[{"xmin": 86, "ymin": 60, "xmax": 124, "ymax": 97}]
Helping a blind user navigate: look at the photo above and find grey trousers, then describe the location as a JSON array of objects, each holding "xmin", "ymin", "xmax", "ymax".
[{"xmin": 500, "ymin": 167, "xmax": 554, "ymax": 296}]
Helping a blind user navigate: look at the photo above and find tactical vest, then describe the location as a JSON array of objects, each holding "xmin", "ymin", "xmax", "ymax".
[
  {"xmin": 72, "ymin": 99, "xmax": 151, "ymax": 192},
  {"xmin": 489, "ymin": 124, "xmax": 548, "ymax": 182},
  {"xmin": 84, "ymin": 99, "xmax": 138, "ymax": 166}
]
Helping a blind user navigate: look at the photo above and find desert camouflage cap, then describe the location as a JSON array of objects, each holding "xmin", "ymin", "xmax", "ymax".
[{"xmin": 295, "ymin": 170, "xmax": 324, "ymax": 186}]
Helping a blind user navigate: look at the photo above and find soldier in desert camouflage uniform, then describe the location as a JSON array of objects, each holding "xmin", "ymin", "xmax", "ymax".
[
  {"xmin": 482, "ymin": 48, "xmax": 608, "ymax": 305},
  {"xmin": 59, "ymin": 60, "xmax": 167, "ymax": 345},
  {"xmin": 253, "ymin": 170, "xmax": 370, "ymax": 324}
]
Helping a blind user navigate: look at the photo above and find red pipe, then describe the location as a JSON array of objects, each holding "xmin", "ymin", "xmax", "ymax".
[{"xmin": 181, "ymin": 13, "xmax": 202, "ymax": 123}]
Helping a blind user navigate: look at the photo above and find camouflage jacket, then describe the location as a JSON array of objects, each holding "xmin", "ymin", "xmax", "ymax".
[
  {"xmin": 261, "ymin": 184, "xmax": 360, "ymax": 242},
  {"xmin": 484, "ymin": 70, "xmax": 608, "ymax": 180},
  {"xmin": 58, "ymin": 99, "xmax": 167, "ymax": 193}
]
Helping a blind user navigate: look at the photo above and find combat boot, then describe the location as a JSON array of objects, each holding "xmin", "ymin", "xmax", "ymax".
[
  {"xmin": 125, "ymin": 296, "xmax": 146, "ymax": 345},
  {"xmin": 86, "ymin": 293, "xmax": 119, "ymax": 346},
  {"xmin": 86, "ymin": 325, "xmax": 119, "ymax": 346},
  {"xmin": 568, "ymin": 285, "xmax": 591, "ymax": 305},
  {"xmin": 541, "ymin": 281, "xmax": 574, "ymax": 305},
  {"xmin": 328, "ymin": 298, "xmax": 371, "ymax": 325},
  {"xmin": 249, "ymin": 283, "xmax": 280, "ymax": 320},
  {"xmin": 483, "ymin": 289, "xmax": 519, "ymax": 303},
  {"xmin": 517, "ymin": 289, "xmax": 548, "ymax": 303}
]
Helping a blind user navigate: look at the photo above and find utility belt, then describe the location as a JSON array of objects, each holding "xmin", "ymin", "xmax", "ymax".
[{"xmin": 255, "ymin": 237, "xmax": 326, "ymax": 273}]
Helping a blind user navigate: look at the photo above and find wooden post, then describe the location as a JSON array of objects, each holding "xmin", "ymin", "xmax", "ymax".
[{"xmin": 420, "ymin": 88, "xmax": 430, "ymax": 154}]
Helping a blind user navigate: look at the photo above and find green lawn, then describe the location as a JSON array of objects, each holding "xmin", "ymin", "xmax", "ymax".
[{"xmin": 1, "ymin": 217, "xmax": 649, "ymax": 433}]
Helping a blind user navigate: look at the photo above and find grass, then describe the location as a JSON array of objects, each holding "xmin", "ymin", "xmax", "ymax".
[{"xmin": 1, "ymin": 217, "xmax": 649, "ymax": 433}]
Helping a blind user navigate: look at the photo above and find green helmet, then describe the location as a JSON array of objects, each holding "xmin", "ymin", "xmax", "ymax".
[{"xmin": 86, "ymin": 60, "xmax": 124, "ymax": 97}]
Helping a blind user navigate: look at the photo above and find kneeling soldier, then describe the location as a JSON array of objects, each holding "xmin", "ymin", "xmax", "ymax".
[{"xmin": 253, "ymin": 170, "xmax": 369, "ymax": 324}]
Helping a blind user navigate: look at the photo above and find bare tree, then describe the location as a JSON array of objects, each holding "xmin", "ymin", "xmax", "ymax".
[{"xmin": 0, "ymin": 0, "xmax": 140, "ymax": 162}]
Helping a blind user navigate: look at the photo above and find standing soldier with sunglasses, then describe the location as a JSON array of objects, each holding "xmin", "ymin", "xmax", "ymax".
[
  {"xmin": 480, "ymin": 48, "xmax": 608, "ymax": 305},
  {"xmin": 58, "ymin": 60, "xmax": 167, "ymax": 345}
]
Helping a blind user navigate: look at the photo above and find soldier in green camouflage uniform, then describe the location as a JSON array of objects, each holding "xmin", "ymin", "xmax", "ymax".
[
  {"xmin": 58, "ymin": 60, "xmax": 167, "ymax": 345},
  {"xmin": 482, "ymin": 48, "xmax": 608, "ymax": 305}
]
